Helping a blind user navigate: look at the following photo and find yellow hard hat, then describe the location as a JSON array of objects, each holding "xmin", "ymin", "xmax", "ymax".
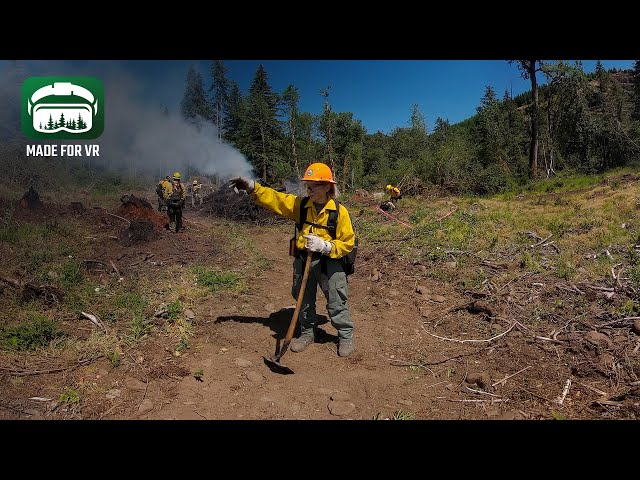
[
  {"xmin": 301, "ymin": 162, "xmax": 336, "ymax": 184},
  {"xmin": 193, "ymin": 180, "xmax": 198, "ymax": 185},
  {"xmin": 386, "ymin": 184, "xmax": 392, "ymax": 190},
  {"xmin": 173, "ymin": 172, "xmax": 181, "ymax": 180}
]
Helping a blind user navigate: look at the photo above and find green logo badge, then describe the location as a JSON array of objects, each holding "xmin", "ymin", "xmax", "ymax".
[{"xmin": 21, "ymin": 76, "xmax": 104, "ymax": 140}]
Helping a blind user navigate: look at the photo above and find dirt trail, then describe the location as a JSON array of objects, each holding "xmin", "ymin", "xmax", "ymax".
[{"xmin": 146, "ymin": 225, "xmax": 446, "ymax": 420}]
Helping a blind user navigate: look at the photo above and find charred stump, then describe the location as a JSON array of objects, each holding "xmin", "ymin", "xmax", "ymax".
[
  {"xmin": 119, "ymin": 219, "xmax": 159, "ymax": 246},
  {"xmin": 19, "ymin": 186, "xmax": 43, "ymax": 209},
  {"xmin": 117, "ymin": 194, "xmax": 168, "ymax": 230},
  {"xmin": 69, "ymin": 202, "xmax": 85, "ymax": 214}
]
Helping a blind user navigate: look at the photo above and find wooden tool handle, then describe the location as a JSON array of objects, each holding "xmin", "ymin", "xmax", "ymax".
[{"xmin": 284, "ymin": 253, "xmax": 314, "ymax": 342}]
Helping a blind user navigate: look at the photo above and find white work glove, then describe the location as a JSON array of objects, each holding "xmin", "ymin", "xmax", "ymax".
[
  {"xmin": 229, "ymin": 177, "xmax": 255, "ymax": 193},
  {"xmin": 304, "ymin": 234, "xmax": 332, "ymax": 255}
]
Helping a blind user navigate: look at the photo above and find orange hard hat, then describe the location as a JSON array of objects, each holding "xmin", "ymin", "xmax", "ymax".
[{"xmin": 301, "ymin": 162, "xmax": 336, "ymax": 184}]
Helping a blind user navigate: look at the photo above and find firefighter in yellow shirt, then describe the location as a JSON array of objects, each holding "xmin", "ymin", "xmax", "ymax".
[
  {"xmin": 164, "ymin": 172, "xmax": 187, "ymax": 232},
  {"xmin": 230, "ymin": 162, "xmax": 356, "ymax": 357},
  {"xmin": 156, "ymin": 176, "xmax": 171, "ymax": 212},
  {"xmin": 386, "ymin": 184, "xmax": 402, "ymax": 205},
  {"xmin": 190, "ymin": 180, "xmax": 203, "ymax": 207}
]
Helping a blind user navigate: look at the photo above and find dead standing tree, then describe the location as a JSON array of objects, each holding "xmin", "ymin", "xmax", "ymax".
[
  {"xmin": 320, "ymin": 86, "xmax": 336, "ymax": 174},
  {"xmin": 512, "ymin": 60, "xmax": 544, "ymax": 179}
]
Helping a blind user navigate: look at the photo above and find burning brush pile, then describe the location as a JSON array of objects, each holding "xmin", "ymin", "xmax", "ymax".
[{"xmin": 200, "ymin": 185, "xmax": 287, "ymax": 226}]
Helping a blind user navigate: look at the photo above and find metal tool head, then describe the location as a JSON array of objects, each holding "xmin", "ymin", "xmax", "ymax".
[{"xmin": 263, "ymin": 355, "xmax": 294, "ymax": 375}]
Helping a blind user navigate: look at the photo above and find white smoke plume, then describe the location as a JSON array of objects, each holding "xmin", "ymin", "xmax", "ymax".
[{"xmin": 0, "ymin": 60, "xmax": 254, "ymax": 181}]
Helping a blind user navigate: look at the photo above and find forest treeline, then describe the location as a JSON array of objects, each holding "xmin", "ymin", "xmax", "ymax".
[{"xmin": 182, "ymin": 60, "xmax": 640, "ymax": 195}]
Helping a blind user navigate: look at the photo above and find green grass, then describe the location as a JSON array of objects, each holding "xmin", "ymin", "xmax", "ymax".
[
  {"xmin": 373, "ymin": 410, "xmax": 416, "ymax": 420},
  {"xmin": 166, "ymin": 300, "xmax": 182, "ymax": 321},
  {"xmin": 59, "ymin": 387, "xmax": 81, "ymax": 405},
  {"xmin": 0, "ymin": 224, "xmax": 51, "ymax": 244},
  {"xmin": 58, "ymin": 258, "xmax": 84, "ymax": 288},
  {"xmin": 391, "ymin": 410, "xmax": 416, "ymax": 420},
  {"xmin": 124, "ymin": 314, "xmax": 153, "ymax": 342},
  {"xmin": 114, "ymin": 292, "xmax": 148, "ymax": 314},
  {"xmin": 191, "ymin": 266, "xmax": 243, "ymax": 292},
  {"xmin": 0, "ymin": 316, "xmax": 64, "ymax": 351}
]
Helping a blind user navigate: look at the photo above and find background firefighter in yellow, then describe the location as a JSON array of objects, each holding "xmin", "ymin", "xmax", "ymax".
[
  {"xmin": 380, "ymin": 184, "xmax": 402, "ymax": 211},
  {"xmin": 189, "ymin": 179, "xmax": 203, "ymax": 207},
  {"xmin": 156, "ymin": 175, "xmax": 171, "ymax": 212},
  {"xmin": 164, "ymin": 172, "xmax": 187, "ymax": 232},
  {"xmin": 386, "ymin": 184, "xmax": 402, "ymax": 204}
]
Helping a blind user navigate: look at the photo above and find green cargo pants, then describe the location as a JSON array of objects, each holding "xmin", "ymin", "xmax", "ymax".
[{"xmin": 292, "ymin": 254, "xmax": 353, "ymax": 340}]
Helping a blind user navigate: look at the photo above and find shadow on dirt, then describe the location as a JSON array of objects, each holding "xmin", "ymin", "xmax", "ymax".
[{"xmin": 215, "ymin": 308, "xmax": 337, "ymax": 343}]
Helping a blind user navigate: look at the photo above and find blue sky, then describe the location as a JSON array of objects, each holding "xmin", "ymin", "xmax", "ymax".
[
  {"xmin": 136, "ymin": 59, "xmax": 638, "ymax": 134},
  {"xmin": 4, "ymin": 59, "xmax": 637, "ymax": 136}
]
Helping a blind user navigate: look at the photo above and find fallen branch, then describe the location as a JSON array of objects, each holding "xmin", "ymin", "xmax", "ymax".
[
  {"xmin": 390, "ymin": 347, "xmax": 490, "ymax": 368},
  {"xmin": 106, "ymin": 212, "xmax": 131, "ymax": 225},
  {"xmin": 99, "ymin": 401, "xmax": 123, "ymax": 420},
  {"xmin": 616, "ymin": 267, "xmax": 624, "ymax": 289},
  {"xmin": 0, "ymin": 357, "xmax": 102, "ymax": 376},
  {"xmin": 80, "ymin": 311, "xmax": 106, "ymax": 332},
  {"xmin": 110, "ymin": 260, "xmax": 120, "ymax": 277},
  {"xmin": 525, "ymin": 231, "xmax": 543, "ymax": 241},
  {"xmin": 575, "ymin": 382, "xmax": 609, "ymax": 397},
  {"xmin": 545, "ymin": 241, "xmax": 560, "ymax": 254},
  {"xmin": 556, "ymin": 283, "xmax": 585, "ymax": 295},
  {"xmin": 554, "ymin": 378, "xmax": 572, "ymax": 405},
  {"xmin": 421, "ymin": 322, "xmax": 516, "ymax": 344},
  {"xmin": 597, "ymin": 316, "xmax": 640, "ymax": 328},
  {"xmin": 491, "ymin": 366, "xmax": 532, "ymax": 388},
  {"xmin": 533, "ymin": 335, "xmax": 566, "ymax": 345},
  {"xmin": 593, "ymin": 399, "xmax": 623, "ymax": 408},
  {"xmin": 465, "ymin": 386, "xmax": 501, "ymax": 398},
  {"xmin": 530, "ymin": 233, "xmax": 553, "ymax": 248},
  {"xmin": 584, "ymin": 284, "xmax": 615, "ymax": 292}
]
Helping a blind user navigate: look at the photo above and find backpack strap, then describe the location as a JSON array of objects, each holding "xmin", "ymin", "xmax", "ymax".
[
  {"xmin": 296, "ymin": 196, "xmax": 310, "ymax": 233},
  {"xmin": 327, "ymin": 199, "xmax": 339, "ymax": 240}
]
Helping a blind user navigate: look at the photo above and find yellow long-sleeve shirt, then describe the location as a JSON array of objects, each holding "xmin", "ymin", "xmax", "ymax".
[{"xmin": 251, "ymin": 182, "xmax": 355, "ymax": 260}]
